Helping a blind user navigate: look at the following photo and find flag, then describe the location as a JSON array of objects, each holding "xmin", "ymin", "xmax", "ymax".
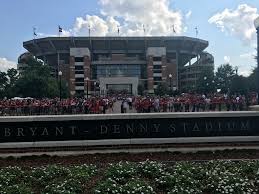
[
  {"xmin": 172, "ymin": 25, "xmax": 176, "ymax": 33},
  {"xmin": 117, "ymin": 25, "xmax": 120, "ymax": 36},
  {"xmin": 195, "ymin": 27, "xmax": 198, "ymax": 37},
  {"xmin": 33, "ymin": 27, "xmax": 37, "ymax": 36},
  {"xmin": 59, "ymin": 26, "xmax": 63, "ymax": 33}
]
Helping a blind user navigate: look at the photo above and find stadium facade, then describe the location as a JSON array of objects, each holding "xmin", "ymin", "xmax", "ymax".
[{"xmin": 20, "ymin": 36, "xmax": 214, "ymax": 96}]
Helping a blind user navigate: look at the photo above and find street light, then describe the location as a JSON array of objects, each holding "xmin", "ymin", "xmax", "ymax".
[
  {"xmin": 94, "ymin": 81, "xmax": 96, "ymax": 96},
  {"xmin": 58, "ymin": 71, "xmax": 62, "ymax": 101},
  {"xmin": 254, "ymin": 16, "xmax": 259, "ymax": 104},
  {"xmin": 169, "ymin": 74, "xmax": 172, "ymax": 91},
  {"xmin": 86, "ymin": 77, "xmax": 89, "ymax": 99}
]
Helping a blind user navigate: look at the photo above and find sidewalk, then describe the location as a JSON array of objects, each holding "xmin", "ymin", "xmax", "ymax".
[{"xmin": 111, "ymin": 101, "xmax": 136, "ymax": 114}]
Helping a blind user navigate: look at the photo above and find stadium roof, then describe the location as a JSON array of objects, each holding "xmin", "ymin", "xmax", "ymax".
[{"xmin": 23, "ymin": 36, "xmax": 209, "ymax": 66}]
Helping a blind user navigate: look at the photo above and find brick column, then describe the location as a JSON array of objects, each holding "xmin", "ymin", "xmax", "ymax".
[
  {"xmin": 161, "ymin": 55, "xmax": 167, "ymax": 82},
  {"xmin": 69, "ymin": 56, "xmax": 75, "ymax": 97},
  {"xmin": 147, "ymin": 56, "xmax": 154, "ymax": 93},
  {"xmin": 83, "ymin": 56, "xmax": 91, "ymax": 95}
]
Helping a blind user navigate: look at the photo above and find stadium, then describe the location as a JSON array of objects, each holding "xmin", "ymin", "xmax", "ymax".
[{"xmin": 20, "ymin": 36, "xmax": 214, "ymax": 96}]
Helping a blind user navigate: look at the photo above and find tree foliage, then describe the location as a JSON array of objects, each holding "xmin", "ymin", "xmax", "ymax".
[
  {"xmin": 246, "ymin": 67, "xmax": 258, "ymax": 92},
  {"xmin": 215, "ymin": 64, "xmax": 236, "ymax": 93},
  {"xmin": 0, "ymin": 56, "xmax": 69, "ymax": 99},
  {"xmin": 0, "ymin": 72, "xmax": 8, "ymax": 98},
  {"xmin": 196, "ymin": 66, "xmax": 215, "ymax": 94},
  {"xmin": 14, "ymin": 57, "xmax": 65, "ymax": 98},
  {"xmin": 230, "ymin": 75, "xmax": 248, "ymax": 95},
  {"xmin": 0, "ymin": 69, "xmax": 19, "ymax": 98},
  {"xmin": 155, "ymin": 83, "xmax": 168, "ymax": 96}
]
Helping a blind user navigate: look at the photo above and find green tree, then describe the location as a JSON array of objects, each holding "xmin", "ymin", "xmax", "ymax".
[
  {"xmin": 230, "ymin": 75, "xmax": 248, "ymax": 94},
  {"xmin": 196, "ymin": 66, "xmax": 215, "ymax": 94},
  {"xmin": 14, "ymin": 57, "xmax": 68, "ymax": 98},
  {"xmin": 5, "ymin": 68, "xmax": 19, "ymax": 97},
  {"xmin": 7, "ymin": 68, "xmax": 18, "ymax": 86},
  {"xmin": 215, "ymin": 64, "xmax": 235, "ymax": 93},
  {"xmin": 0, "ymin": 72, "xmax": 8, "ymax": 98},
  {"xmin": 155, "ymin": 82, "xmax": 168, "ymax": 96},
  {"xmin": 247, "ymin": 67, "xmax": 258, "ymax": 92}
]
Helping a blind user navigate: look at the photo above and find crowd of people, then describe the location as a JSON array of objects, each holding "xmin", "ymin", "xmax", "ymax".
[
  {"xmin": 0, "ymin": 93, "xmax": 257, "ymax": 116},
  {"xmin": 0, "ymin": 97, "xmax": 116, "ymax": 116},
  {"xmin": 132, "ymin": 93, "xmax": 256, "ymax": 113}
]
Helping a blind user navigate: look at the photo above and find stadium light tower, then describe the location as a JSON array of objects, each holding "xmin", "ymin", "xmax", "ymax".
[{"xmin": 254, "ymin": 17, "xmax": 259, "ymax": 104}]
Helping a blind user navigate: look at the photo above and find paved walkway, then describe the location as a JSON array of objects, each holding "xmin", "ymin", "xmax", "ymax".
[{"xmin": 109, "ymin": 101, "xmax": 136, "ymax": 114}]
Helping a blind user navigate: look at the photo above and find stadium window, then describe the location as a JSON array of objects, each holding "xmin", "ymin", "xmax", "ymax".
[
  {"xmin": 153, "ymin": 69, "xmax": 162, "ymax": 73},
  {"xmin": 75, "ymin": 78, "xmax": 84, "ymax": 82},
  {"xmin": 75, "ymin": 82, "xmax": 84, "ymax": 86},
  {"xmin": 75, "ymin": 66, "xmax": 84, "ymax": 70},
  {"xmin": 74, "ymin": 57, "xmax": 84, "ymax": 62},
  {"xmin": 153, "ymin": 65, "xmax": 161, "ymax": 69},
  {"xmin": 153, "ymin": 57, "xmax": 161, "ymax": 61},
  {"xmin": 75, "ymin": 70, "xmax": 84, "ymax": 74},
  {"xmin": 154, "ymin": 77, "xmax": 162, "ymax": 81}
]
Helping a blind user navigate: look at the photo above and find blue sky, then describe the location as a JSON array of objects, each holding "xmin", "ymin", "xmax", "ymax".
[{"xmin": 0, "ymin": 0, "xmax": 258, "ymax": 75}]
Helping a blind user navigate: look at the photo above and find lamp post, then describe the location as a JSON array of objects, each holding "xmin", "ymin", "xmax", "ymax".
[
  {"xmin": 254, "ymin": 17, "xmax": 259, "ymax": 104},
  {"xmin": 86, "ymin": 77, "xmax": 89, "ymax": 99},
  {"xmin": 58, "ymin": 71, "xmax": 62, "ymax": 101},
  {"xmin": 205, "ymin": 76, "xmax": 209, "ymax": 93},
  {"xmin": 169, "ymin": 74, "xmax": 172, "ymax": 93},
  {"xmin": 94, "ymin": 81, "xmax": 96, "ymax": 96}
]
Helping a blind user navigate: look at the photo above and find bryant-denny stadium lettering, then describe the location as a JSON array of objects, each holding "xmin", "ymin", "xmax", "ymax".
[{"xmin": 0, "ymin": 116, "xmax": 257, "ymax": 143}]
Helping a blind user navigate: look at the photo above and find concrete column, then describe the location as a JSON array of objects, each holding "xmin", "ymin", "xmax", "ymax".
[
  {"xmin": 176, "ymin": 52, "xmax": 179, "ymax": 91},
  {"xmin": 69, "ymin": 56, "xmax": 75, "ymax": 97}
]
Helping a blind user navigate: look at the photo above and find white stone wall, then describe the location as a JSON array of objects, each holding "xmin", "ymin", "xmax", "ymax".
[
  {"xmin": 147, "ymin": 47, "xmax": 166, "ymax": 57},
  {"xmin": 70, "ymin": 48, "xmax": 90, "ymax": 57}
]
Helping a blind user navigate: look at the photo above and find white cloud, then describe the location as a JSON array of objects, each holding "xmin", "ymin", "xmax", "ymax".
[
  {"xmin": 239, "ymin": 69, "xmax": 251, "ymax": 77},
  {"xmin": 60, "ymin": 29, "xmax": 73, "ymax": 37},
  {"xmin": 240, "ymin": 50, "xmax": 257, "ymax": 59},
  {"xmin": 224, "ymin": 56, "xmax": 231, "ymax": 63},
  {"xmin": 208, "ymin": 4, "xmax": 259, "ymax": 46},
  {"xmin": 0, "ymin": 58, "xmax": 16, "ymax": 72},
  {"xmin": 185, "ymin": 10, "xmax": 192, "ymax": 19},
  {"xmin": 73, "ymin": 15, "xmax": 120, "ymax": 36},
  {"xmin": 59, "ymin": 0, "xmax": 184, "ymax": 36},
  {"xmin": 37, "ymin": 29, "xmax": 73, "ymax": 37}
]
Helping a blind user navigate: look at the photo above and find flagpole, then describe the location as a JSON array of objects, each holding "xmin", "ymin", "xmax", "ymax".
[
  {"xmin": 195, "ymin": 27, "xmax": 198, "ymax": 38},
  {"xmin": 172, "ymin": 25, "xmax": 176, "ymax": 36},
  {"xmin": 58, "ymin": 25, "xmax": 62, "ymax": 37},
  {"xmin": 88, "ymin": 24, "xmax": 92, "ymax": 61},
  {"xmin": 33, "ymin": 27, "xmax": 37, "ymax": 39},
  {"xmin": 88, "ymin": 25, "xmax": 91, "ymax": 38}
]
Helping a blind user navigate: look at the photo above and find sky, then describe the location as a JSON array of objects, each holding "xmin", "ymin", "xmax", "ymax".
[{"xmin": 0, "ymin": 0, "xmax": 258, "ymax": 76}]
